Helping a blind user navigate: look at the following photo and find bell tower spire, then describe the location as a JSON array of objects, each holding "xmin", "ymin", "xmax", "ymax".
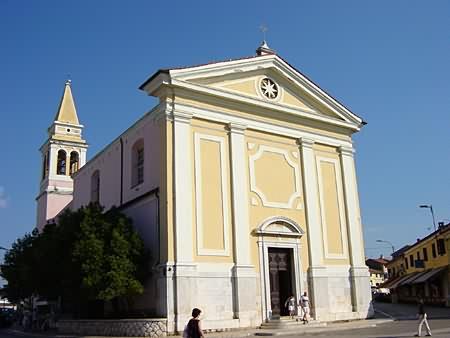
[
  {"xmin": 36, "ymin": 79, "xmax": 88, "ymax": 231},
  {"xmin": 54, "ymin": 79, "xmax": 79, "ymax": 124}
]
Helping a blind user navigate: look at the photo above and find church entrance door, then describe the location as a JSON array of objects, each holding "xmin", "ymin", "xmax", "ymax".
[{"xmin": 268, "ymin": 248, "xmax": 293, "ymax": 318}]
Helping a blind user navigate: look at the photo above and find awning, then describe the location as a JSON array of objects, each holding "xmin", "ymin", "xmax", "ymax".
[
  {"xmin": 411, "ymin": 266, "xmax": 447, "ymax": 284},
  {"xmin": 380, "ymin": 275, "xmax": 402, "ymax": 289},
  {"xmin": 387, "ymin": 274, "xmax": 414, "ymax": 289},
  {"xmin": 398, "ymin": 272, "xmax": 423, "ymax": 286}
]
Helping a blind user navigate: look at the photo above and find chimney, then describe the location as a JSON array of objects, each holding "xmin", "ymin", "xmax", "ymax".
[
  {"xmin": 379, "ymin": 254, "xmax": 384, "ymax": 259},
  {"xmin": 417, "ymin": 238, "xmax": 421, "ymax": 242}
]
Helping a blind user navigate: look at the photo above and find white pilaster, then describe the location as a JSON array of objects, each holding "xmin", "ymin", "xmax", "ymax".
[
  {"xmin": 228, "ymin": 123, "xmax": 251, "ymax": 266},
  {"xmin": 299, "ymin": 137, "xmax": 331, "ymax": 319},
  {"xmin": 80, "ymin": 148, "xmax": 87, "ymax": 167},
  {"xmin": 299, "ymin": 138, "xmax": 323, "ymax": 266},
  {"xmin": 228, "ymin": 123, "xmax": 257, "ymax": 324},
  {"xmin": 172, "ymin": 110, "xmax": 194, "ymax": 263},
  {"xmin": 339, "ymin": 146, "xmax": 364, "ymax": 268},
  {"xmin": 172, "ymin": 110, "xmax": 199, "ymax": 332},
  {"xmin": 339, "ymin": 145, "xmax": 372, "ymax": 316},
  {"xmin": 48, "ymin": 144, "xmax": 58, "ymax": 178}
]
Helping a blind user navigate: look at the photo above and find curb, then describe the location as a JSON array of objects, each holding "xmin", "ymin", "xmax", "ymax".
[{"xmin": 253, "ymin": 319, "xmax": 393, "ymax": 336}]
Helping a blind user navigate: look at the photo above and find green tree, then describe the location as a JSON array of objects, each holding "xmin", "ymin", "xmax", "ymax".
[
  {"xmin": 0, "ymin": 230, "xmax": 39, "ymax": 302},
  {"xmin": 73, "ymin": 205, "xmax": 148, "ymax": 304},
  {"xmin": 1, "ymin": 203, "xmax": 149, "ymax": 317}
]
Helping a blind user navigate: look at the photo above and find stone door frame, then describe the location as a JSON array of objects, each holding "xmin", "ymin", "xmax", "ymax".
[{"xmin": 255, "ymin": 216, "xmax": 305, "ymax": 322}]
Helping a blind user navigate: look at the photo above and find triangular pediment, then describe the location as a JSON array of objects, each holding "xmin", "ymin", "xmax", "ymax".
[
  {"xmin": 189, "ymin": 68, "xmax": 340, "ymax": 120},
  {"xmin": 140, "ymin": 54, "xmax": 364, "ymax": 130}
]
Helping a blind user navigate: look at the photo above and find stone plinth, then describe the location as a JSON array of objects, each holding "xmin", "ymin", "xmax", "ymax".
[{"xmin": 57, "ymin": 318, "xmax": 167, "ymax": 337}]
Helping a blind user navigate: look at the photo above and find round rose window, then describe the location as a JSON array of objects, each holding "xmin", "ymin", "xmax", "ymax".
[{"xmin": 260, "ymin": 78, "xmax": 279, "ymax": 99}]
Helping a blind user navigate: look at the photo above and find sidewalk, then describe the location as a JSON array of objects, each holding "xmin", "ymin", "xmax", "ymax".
[
  {"xmin": 373, "ymin": 300, "xmax": 450, "ymax": 320},
  {"xmin": 2, "ymin": 318, "xmax": 393, "ymax": 338}
]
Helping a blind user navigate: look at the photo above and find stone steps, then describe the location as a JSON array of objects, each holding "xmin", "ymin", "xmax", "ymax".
[{"xmin": 259, "ymin": 318, "xmax": 325, "ymax": 329}]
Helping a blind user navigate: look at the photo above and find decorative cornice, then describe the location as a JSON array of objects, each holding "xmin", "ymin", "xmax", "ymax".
[{"xmin": 166, "ymin": 100, "xmax": 353, "ymax": 149}]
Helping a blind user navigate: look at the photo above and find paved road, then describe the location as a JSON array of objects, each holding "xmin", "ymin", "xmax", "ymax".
[
  {"xmin": 373, "ymin": 300, "xmax": 450, "ymax": 320},
  {"xmin": 2, "ymin": 301, "xmax": 450, "ymax": 338}
]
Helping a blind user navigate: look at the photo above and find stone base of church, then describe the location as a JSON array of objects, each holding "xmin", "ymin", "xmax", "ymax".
[
  {"xmin": 308, "ymin": 265, "xmax": 373, "ymax": 322},
  {"xmin": 156, "ymin": 262, "xmax": 260, "ymax": 334},
  {"xmin": 136, "ymin": 263, "xmax": 372, "ymax": 334}
]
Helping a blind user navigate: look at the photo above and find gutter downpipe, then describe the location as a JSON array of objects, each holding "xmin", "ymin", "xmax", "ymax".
[{"xmin": 119, "ymin": 137, "xmax": 124, "ymax": 206}]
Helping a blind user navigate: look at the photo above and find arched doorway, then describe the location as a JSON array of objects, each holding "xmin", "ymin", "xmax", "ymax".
[{"xmin": 255, "ymin": 216, "xmax": 305, "ymax": 321}]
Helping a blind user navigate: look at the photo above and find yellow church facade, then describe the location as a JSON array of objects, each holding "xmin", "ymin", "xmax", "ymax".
[
  {"xmin": 137, "ymin": 46, "xmax": 372, "ymax": 331},
  {"xmin": 38, "ymin": 45, "xmax": 372, "ymax": 333}
]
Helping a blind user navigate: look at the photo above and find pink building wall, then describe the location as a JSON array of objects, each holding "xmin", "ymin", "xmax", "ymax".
[
  {"xmin": 36, "ymin": 178, "xmax": 74, "ymax": 231},
  {"xmin": 72, "ymin": 112, "xmax": 162, "ymax": 215}
]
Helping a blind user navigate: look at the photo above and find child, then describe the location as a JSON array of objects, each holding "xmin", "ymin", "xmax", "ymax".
[{"xmin": 284, "ymin": 295, "xmax": 296, "ymax": 319}]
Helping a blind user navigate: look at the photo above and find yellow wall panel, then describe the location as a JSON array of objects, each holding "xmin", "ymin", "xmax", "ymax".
[
  {"xmin": 254, "ymin": 151, "xmax": 297, "ymax": 204},
  {"xmin": 191, "ymin": 121, "xmax": 234, "ymax": 263},
  {"xmin": 246, "ymin": 131, "xmax": 309, "ymax": 273},
  {"xmin": 321, "ymin": 161, "xmax": 344, "ymax": 255},
  {"xmin": 200, "ymin": 139, "xmax": 225, "ymax": 250}
]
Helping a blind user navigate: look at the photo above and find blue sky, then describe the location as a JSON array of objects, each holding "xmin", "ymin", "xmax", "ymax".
[{"xmin": 0, "ymin": 1, "xmax": 449, "ymax": 263}]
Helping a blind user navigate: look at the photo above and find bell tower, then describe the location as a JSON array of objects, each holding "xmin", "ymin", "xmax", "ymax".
[{"xmin": 36, "ymin": 80, "xmax": 88, "ymax": 231}]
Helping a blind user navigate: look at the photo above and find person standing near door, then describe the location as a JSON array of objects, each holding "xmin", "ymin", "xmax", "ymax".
[{"xmin": 299, "ymin": 292, "xmax": 310, "ymax": 324}]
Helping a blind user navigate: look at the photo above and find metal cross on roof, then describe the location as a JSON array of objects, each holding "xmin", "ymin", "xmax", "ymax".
[{"xmin": 259, "ymin": 24, "xmax": 268, "ymax": 42}]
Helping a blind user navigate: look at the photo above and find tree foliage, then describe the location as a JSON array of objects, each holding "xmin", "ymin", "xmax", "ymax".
[
  {"xmin": 0, "ymin": 203, "xmax": 149, "ymax": 316},
  {"xmin": 1, "ymin": 230, "xmax": 39, "ymax": 302}
]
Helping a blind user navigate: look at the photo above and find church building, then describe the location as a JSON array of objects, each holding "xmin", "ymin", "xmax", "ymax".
[{"xmin": 37, "ymin": 43, "xmax": 373, "ymax": 333}]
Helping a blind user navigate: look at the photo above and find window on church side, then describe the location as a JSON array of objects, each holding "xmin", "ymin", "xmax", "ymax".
[
  {"xmin": 91, "ymin": 170, "xmax": 100, "ymax": 203},
  {"xmin": 57, "ymin": 150, "xmax": 67, "ymax": 175},
  {"xmin": 131, "ymin": 139, "xmax": 144, "ymax": 187},
  {"xmin": 69, "ymin": 151, "xmax": 80, "ymax": 175}
]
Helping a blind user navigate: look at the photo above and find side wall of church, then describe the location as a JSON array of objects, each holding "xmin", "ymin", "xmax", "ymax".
[{"xmin": 72, "ymin": 112, "xmax": 165, "ymax": 316}]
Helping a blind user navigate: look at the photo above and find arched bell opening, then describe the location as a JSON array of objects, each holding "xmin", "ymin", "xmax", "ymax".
[
  {"xmin": 69, "ymin": 151, "xmax": 79, "ymax": 175},
  {"xmin": 56, "ymin": 150, "xmax": 67, "ymax": 175}
]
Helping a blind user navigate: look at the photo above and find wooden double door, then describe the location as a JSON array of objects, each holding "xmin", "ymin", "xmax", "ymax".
[{"xmin": 268, "ymin": 248, "xmax": 294, "ymax": 317}]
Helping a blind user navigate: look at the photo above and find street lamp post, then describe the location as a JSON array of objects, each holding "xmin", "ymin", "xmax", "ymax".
[
  {"xmin": 376, "ymin": 239, "xmax": 395, "ymax": 255},
  {"xmin": 419, "ymin": 204, "xmax": 437, "ymax": 232}
]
